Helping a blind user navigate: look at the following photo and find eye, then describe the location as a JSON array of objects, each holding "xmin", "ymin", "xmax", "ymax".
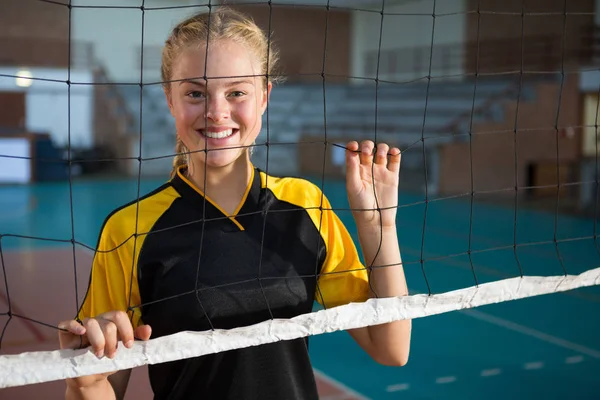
[
  {"xmin": 229, "ymin": 91, "xmax": 246, "ymax": 98},
  {"xmin": 187, "ymin": 91, "xmax": 204, "ymax": 99}
]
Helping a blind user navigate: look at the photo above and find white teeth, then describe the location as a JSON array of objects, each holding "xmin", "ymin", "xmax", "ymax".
[{"xmin": 202, "ymin": 129, "xmax": 233, "ymax": 139}]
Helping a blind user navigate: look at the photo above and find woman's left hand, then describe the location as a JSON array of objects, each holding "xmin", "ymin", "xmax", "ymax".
[{"xmin": 345, "ymin": 140, "xmax": 401, "ymax": 229}]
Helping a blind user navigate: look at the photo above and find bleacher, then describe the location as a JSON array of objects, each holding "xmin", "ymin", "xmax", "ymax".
[
  {"xmin": 117, "ymin": 84, "xmax": 177, "ymax": 176},
  {"xmin": 114, "ymin": 77, "xmax": 537, "ymax": 180},
  {"xmin": 253, "ymin": 78, "xmax": 536, "ymax": 178}
]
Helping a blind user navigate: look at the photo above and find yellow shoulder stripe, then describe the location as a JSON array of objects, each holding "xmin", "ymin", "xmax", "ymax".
[{"xmin": 260, "ymin": 172, "xmax": 370, "ymax": 308}]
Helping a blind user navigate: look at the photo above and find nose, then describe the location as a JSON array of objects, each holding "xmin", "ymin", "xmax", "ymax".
[{"xmin": 205, "ymin": 95, "xmax": 229, "ymax": 122}]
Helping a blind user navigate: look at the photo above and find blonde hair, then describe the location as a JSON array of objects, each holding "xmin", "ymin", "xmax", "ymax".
[{"xmin": 163, "ymin": 7, "xmax": 281, "ymax": 178}]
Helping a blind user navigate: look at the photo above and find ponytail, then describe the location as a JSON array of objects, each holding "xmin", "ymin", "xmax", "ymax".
[{"xmin": 171, "ymin": 135, "xmax": 188, "ymax": 178}]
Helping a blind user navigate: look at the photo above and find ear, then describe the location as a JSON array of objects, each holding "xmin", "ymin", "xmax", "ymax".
[{"xmin": 260, "ymin": 81, "xmax": 272, "ymax": 115}]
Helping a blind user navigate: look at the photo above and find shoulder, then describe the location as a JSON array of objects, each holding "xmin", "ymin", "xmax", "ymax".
[
  {"xmin": 98, "ymin": 182, "xmax": 181, "ymax": 246},
  {"xmin": 258, "ymin": 170, "xmax": 330, "ymax": 209}
]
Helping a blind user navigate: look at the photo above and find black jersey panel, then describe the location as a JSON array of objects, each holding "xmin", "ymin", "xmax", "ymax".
[
  {"xmin": 136, "ymin": 172, "xmax": 327, "ymax": 400},
  {"xmin": 148, "ymin": 339, "xmax": 318, "ymax": 400},
  {"xmin": 136, "ymin": 191, "xmax": 327, "ymax": 337}
]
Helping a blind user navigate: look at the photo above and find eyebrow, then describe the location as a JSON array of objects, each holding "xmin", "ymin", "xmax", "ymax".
[{"xmin": 179, "ymin": 78, "xmax": 254, "ymax": 87}]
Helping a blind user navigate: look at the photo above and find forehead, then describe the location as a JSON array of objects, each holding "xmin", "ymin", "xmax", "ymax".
[{"xmin": 172, "ymin": 39, "xmax": 262, "ymax": 84}]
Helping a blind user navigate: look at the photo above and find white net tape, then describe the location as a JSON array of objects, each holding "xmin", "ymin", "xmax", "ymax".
[{"xmin": 1, "ymin": 266, "xmax": 599, "ymax": 389}]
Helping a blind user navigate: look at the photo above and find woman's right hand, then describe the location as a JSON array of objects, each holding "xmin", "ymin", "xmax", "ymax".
[{"xmin": 58, "ymin": 310, "xmax": 152, "ymax": 389}]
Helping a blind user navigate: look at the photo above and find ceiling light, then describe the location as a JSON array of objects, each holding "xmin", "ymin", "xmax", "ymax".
[{"xmin": 15, "ymin": 70, "xmax": 33, "ymax": 88}]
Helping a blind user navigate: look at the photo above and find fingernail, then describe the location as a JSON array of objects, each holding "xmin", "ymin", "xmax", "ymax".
[
  {"xmin": 95, "ymin": 350, "xmax": 104, "ymax": 359},
  {"xmin": 125, "ymin": 340, "xmax": 134, "ymax": 348}
]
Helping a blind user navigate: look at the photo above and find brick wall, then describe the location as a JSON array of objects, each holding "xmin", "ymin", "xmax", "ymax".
[
  {"xmin": 0, "ymin": 92, "xmax": 26, "ymax": 128},
  {"xmin": 464, "ymin": 0, "xmax": 595, "ymax": 74},
  {"xmin": 438, "ymin": 74, "xmax": 582, "ymax": 199},
  {"xmin": 0, "ymin": 0, "xmax": 71, "ymax": 68},
  {"xmin": 232, "ymin": 4, "xmax": 351, "ymax": 83}
]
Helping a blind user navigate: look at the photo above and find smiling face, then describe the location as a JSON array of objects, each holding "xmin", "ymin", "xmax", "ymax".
[{"xmin": 165, "ymin": 39, "xmax": 271, "ymax": 170}]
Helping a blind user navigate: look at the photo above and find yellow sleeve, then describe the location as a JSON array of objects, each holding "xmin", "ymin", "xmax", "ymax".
[
  {"xmin": 312, "ymin": 192, "xmax": 371, "ymax": 308},
  {"xmin": 76, "ymin": 215, "xmax": 143, "ymax": 328}
]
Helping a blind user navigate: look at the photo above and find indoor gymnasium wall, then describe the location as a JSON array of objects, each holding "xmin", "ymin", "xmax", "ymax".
[
  {"xmin": 0, "ymin": 67, "xmax": 94, "ymax": 149},
  {"xmin": 464, "ymin": 0, "xmax": 595, "ymax": 74},
  {"xmin": 349, "ymin": 0, "xmax": 467, "ymax": 82},
  {"xmin": 0, "ymin": 0, "xmax": 71, "ymax": 69},
  {"xmin": 0, "ymin": 0, "xmax": 95, "ymax": 158},
  {"xmin": 229, "ymin": 3, "xmax": 352, "ymax": 83},
  {"xmin": 70, "ymin": 0, "xmax": 196, "ymax": 84},
  {"xmin": 69, "ymin": 0, "xmax": 352, "ymax": 84},
  {"xmin": 438, "ymin": 0, "xmax": 595, "ymax": 203}
]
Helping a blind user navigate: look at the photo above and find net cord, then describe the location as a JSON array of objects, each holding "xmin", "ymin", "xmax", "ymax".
[{"xmin": 0, "ymin": 266, "xmax": 598, "ymax": 389}]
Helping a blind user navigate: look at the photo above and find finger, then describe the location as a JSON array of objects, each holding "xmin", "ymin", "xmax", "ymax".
[
  {"xmin": 103, "ymin": 310, "xmax": 136, "ymax": 349},
  {"xmin": 97, "ymin": 310, "xmax": 137, "ymax": 358},
  {"xmin": 345, "ymin": 140, "xmax": 359, "ymax": 153},
  {"xmin": 359, "ymin": 140, "xmax": 374, "ymax": 165},
  {"xmin": 375, "ymin": 143, "xmax": 389, "ymax": 166},
  {"xmin": 58, "ymin": 319, "xmax": 86, "ymax": 336},
  {"xmin": 388, "ymin": 147, "xmax": 401, "ymax": 173},
  {"xmin": 99, "ymin": 318, "xmax": 119, "ymax": 359},
  {"xmin": 345, "ymin": 141, "xmax": 360, "ymax": 168},
  {"xmin": 345, "ymin": 141, "xmax": 361, "ymax": 190},
  {"xmin": 134, "ymin": 324, "xmax": 153, "ymax": 341},
  {"xmin": 57, "ymin": 319, "xmax": 87, "ymax": 349},
  {"xmin": 82, "ymin": 318, "xmax": 106, "ymax": 358}
]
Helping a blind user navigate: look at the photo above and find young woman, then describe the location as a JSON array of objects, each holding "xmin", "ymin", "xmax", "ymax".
[{"xmin": 58, "ymin": 7, "xmax": 411, "ymax": 400}]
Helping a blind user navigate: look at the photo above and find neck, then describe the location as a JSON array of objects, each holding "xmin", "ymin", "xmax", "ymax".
[{"xmin": 186, "ymin": 153, "xmax": 253, "ymax": 209}]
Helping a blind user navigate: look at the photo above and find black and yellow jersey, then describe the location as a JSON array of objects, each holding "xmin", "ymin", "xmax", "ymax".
[{"xmin": 77, "ymin": 165, "xmax": 370, "ymax": 400}]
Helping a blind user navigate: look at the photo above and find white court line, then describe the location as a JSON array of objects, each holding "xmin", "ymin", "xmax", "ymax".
[
  {"xmin": 565, "ymin": 355, "xmax": 584, "ymax": 364},
  {"xmin": 313, "ymin": 368, "xmax": 370, "ymax": 400},
  {"xmin": 436, "ymin": 376, "xmax": 456, "ymax": 384},
  {"xmin": 480, "ymin": 368, "xmax": 502, "ymax": 377},
  {"xmin": 460, "ymin": 309, "xmax": 600, "ymax": 359},
  {"xmin": 524, "ymin": 362, "xmax": 544, "ymax": 370},
  {"xmin": 386, "ymin": 383, "xmax": 410, "ymax": 392}
]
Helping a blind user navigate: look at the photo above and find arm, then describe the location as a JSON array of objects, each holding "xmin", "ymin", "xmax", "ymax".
[
  {"xmin": 344, "ymin": 140, "xmax": 412, "ymax": 366},
  {"xmin": 108, "ymin": 370, "xmax": 132, "ymax": 400},
  {"xmin": 65, "ymin": 369, "xmax": 131, "ymax": 400},
  {"xmin": 66, "ymin": 378, "xmax": 116, "ymax": 400},
  {"xmin": 59, "ymin": 215, "xmax": 150, "ymax": 399},
  {"xmin": 347, "ymin": 225, "xmax": 411, "ymax": 366},
  {"xmin": 58, "ymin": 313, "xmax": 151, "ymax": 400}
]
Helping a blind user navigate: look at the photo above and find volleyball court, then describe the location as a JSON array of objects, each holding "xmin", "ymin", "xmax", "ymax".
[{"xmin": 1, "ymin": 1, "xmax": 600, "ymax": 399}]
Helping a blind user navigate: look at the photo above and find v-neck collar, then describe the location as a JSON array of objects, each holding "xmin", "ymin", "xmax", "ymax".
[{"xmin": 170, "ymin": 165, "xmax": 262, "ymax": 231}]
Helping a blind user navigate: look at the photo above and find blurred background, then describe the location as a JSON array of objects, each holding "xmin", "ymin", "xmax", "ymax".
[
  {"xmin": 3, "ymin": 0, "xmax": 600, "ymax": 213},
  {"xmin": 1, "ymin": 0, "xmax": 600, "ymax": 399}
]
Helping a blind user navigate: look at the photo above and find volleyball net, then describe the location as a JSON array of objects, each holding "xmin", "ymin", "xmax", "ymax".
[{"xmin": 1, "ymin": 0, "xmax": 600, "ymax": 390}]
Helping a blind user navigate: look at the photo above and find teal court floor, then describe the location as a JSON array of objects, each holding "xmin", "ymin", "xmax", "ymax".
[{"xmin": 0, "ymin": 174, "xmax": 599, "ymax": 399}]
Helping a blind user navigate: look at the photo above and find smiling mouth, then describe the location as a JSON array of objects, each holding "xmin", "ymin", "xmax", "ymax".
[{"xmin": 198, "ymin": 128, "xmax": 238, "ymax": 139}]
